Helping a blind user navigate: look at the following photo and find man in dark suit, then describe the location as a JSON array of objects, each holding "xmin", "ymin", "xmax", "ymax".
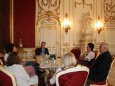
[
  {"xmin": 35, "ymin": 41, "xmax": 49, "ymax": 55},
  {"xmin": 86, "ymin": 42, "xmax": 112, "ymax": 86}
]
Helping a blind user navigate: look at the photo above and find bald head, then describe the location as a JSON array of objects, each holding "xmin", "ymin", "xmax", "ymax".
[{"xmin": 99, "ymin": 42, "xmax": 109, "ymax": 53}]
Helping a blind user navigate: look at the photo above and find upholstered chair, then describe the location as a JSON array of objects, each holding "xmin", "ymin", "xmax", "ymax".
[
  {"xmin": 0, "ymin": 61, "xmax": 17, "ymax": 86},
  {"xmin": 56, "ymin": 65, "xmax": 89, "ymax": 86},
  {"xmin": 71, "ymin": 48, "xmax": 81, "ymax": 60},
  {"xmin": 90, "ymin": 59, "xmax": 115, "ymax": 86}
]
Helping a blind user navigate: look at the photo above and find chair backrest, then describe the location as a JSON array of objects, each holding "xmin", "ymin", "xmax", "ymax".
[
  {"xmin": 0, "ymin": 57, "xmax": 5, "ymax": 65},
  {"xmin": 90, "ymin": 59, "xmax": 115, "ymax": 86},
  {"xmin": 71, "ymin": 48, "xmax": 81, "ymax": 60},
  {"xmin": 56, "ymin": 65, "xmax": 89, "ymax": 86},
  {"xmin": 106, "ymin": 59, "xmax": 115, "ymax": 85},
  {"xmin": 90, "ymin": 81, "xmax": 106, "ymax": 85},
  {"xmin": 0, "ymin": 59, "xmax": 3, "ymax": 66},
  {"xmin": 0, "ymin": 66, "xmax": 17, "ymax": 86},
  {"xmin": 94, "ymin": 50, "xmax": 98, "ymax": 59}
]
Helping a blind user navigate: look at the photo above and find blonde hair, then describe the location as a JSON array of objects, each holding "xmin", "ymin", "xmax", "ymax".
[{"xmin": 63, "ymin": 52, "xmax": 77, "ymax": 67}]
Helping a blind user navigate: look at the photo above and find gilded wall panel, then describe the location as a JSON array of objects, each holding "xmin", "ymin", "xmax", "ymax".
[{"xmin": 36, "ymin": 0, "xmax": 61, "ymax": 56}]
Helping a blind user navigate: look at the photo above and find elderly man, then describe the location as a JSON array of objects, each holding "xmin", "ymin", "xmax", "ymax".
[{"xmin": 86, "ymin": 42, "xmax": 112, "ymax": 86}]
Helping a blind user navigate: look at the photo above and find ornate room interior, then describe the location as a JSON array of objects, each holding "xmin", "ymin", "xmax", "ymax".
[
  {"xmin": 0, "ymin": 0, "xmax": 115, "ymax": 57},
  {"xmin": 0, "ymin": 0, "xmax": 115, "ymax": 86}
]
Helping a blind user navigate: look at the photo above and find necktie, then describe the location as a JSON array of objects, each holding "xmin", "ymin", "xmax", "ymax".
[{"xmin": 42, "ymin": 48, "xmax": 45, "ymax": 55}]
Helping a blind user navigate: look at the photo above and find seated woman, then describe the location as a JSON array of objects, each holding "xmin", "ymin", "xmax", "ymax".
[
  {"xmin": 82, "ymin": 43, "xmax": 95, "ymax": 62},
  {"xmin": 4, "ymin": 43, "xmax": 18, "ymax": 63},
  {"xmin": 4, "ymin": 43, "xmax": 45, "ymax": 75},
  {"xmin": 50, "ymin": 52, "xmax": 89, "ymax": 86},
  {"xmin": 5, "ymin": 52, "xmax": 38, "ymax": 86}
]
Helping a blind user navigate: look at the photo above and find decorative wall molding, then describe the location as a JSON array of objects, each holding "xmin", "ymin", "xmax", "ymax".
[
  {"xmin": 105, "ymin": 22, "xmax": 115, "ymax": 29},
  {"xmin": 109, "ymin": 45, "xmax": 115, "ymax": 55},
  {"xmin": 40, "ymin": 18, "xmax": 58, "ymax": 30},
  {"xmin": 74, "ymin": 0, "xmax": 92, "ymax": 10},
  {"xmin": 36, "ymin": 0, "xmax": 61, "ymax": 56},
  {"xmin": 103, "ymin": 0, "xmax": 115, "ymax": 23},
  {"xmin": 38, "ymin": 0, "xmax": 60, "ymax": 13},
  {"xmin": 37, "ymin": 0, "xmax": 61, "ymax": 22},
  {"xmin": 63, "ymin": 42, "xmax": 70, "ymax": 46}
]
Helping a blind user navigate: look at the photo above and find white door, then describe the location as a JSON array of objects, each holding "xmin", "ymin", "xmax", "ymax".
[{"xmin": 37, "ymin": 18, "xmax": 61, "ymax": 57}]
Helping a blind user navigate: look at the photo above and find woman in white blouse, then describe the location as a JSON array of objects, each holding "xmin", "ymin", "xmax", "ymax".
[
  {"xmin": 83, "ymin": 43, "xmax": 95, "ymax": 61},
  {"xmin": 6, "ymin": 52, "xmax": 38, "ymax": 86}
]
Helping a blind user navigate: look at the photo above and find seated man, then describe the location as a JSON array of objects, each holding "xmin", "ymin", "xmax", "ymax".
[
  {"xmin": 35, "ymin": 41, "xmax": 49, "ymax": 56},
  {"xmin": 86, "ymin": 42, "xmax": 112, "ymax": 86}
]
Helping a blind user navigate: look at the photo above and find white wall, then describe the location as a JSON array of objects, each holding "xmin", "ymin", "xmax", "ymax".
[{"xmin": 35, "ymin": 0, "xmax": 115, "ymax": 57}]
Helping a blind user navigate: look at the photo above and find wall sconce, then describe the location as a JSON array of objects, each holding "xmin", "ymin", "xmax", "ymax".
[
  {"xmin": 95, "ymin": 16, "xmax": 104, "ymax": 34},
  {"xmin": 64, "ymin": 13, "xmax": 71, "ymax": 34},
  {"xmin": 64, "ymin": 20, "xmax": 71, "ymax": 34}
]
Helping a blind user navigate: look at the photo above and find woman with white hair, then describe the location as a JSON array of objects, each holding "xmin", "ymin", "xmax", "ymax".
[
  {"xmin": 50, "ymin": 52, "xmax": 77, "ymax": 85},
  {"xmin": 63, "ymin": 52, "xmax": 77, "ymax": 68},
  {"xmin": 50, "ymin": 52, "xmax": 89, "ymax": 86}
]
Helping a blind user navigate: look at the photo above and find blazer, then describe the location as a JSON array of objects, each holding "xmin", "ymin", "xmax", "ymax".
[
  {"xmin": 88, "ymin": 51, "xmax": 112, "ymax": 82},
  {"xmin": 35, "ymin": 47, "xmax": 49, "ymax": 55}
]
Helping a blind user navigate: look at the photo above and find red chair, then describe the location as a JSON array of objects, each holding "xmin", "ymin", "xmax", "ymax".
[
  {"xmin": 94, "ymin": 50, "xmax": 98, "ymax": 59},
  {"xmin": 56, "ymin": 65, "xmax": 89, "ymax": 86},
  {"xmin": 0, "ymin": 63, "xmax": 17, "ymax": 86},
  {"xmin": 90, "ymin": 81, "xmax": 106, "ymax": 86},
  {"xmin": 71, "ymin": 48, "xmax": 81, "ymax": 60}
]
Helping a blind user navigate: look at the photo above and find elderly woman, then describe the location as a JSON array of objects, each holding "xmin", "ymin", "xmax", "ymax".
[
  {"xmin": 50, "ymin": 52, "xmax": 77, "ymax": 85},
  {"xmin": 5, "ymin": 52, "xmax": 38, "ymax": 86},
  {"xmin": 50, "ymin": 52, "xmax": 89, "ymax": 86}
]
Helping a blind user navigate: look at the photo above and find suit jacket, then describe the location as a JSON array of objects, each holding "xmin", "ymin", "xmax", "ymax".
[
  {"xmin": 35, "ymin": 47, "xmax": 49, "ymax": 55},
  {"xmin": 88, "ymin": 51, "xmax": 112, "ymax": 82}
]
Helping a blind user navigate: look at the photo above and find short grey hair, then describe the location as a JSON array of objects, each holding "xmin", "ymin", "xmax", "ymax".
[
  {"xmin": 100, "ymin": 42, "xmax": 109, "ymax": 50},
  {"xmin": 63, "ymin": 52, "xmax": 77, "ymax": 67}
]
